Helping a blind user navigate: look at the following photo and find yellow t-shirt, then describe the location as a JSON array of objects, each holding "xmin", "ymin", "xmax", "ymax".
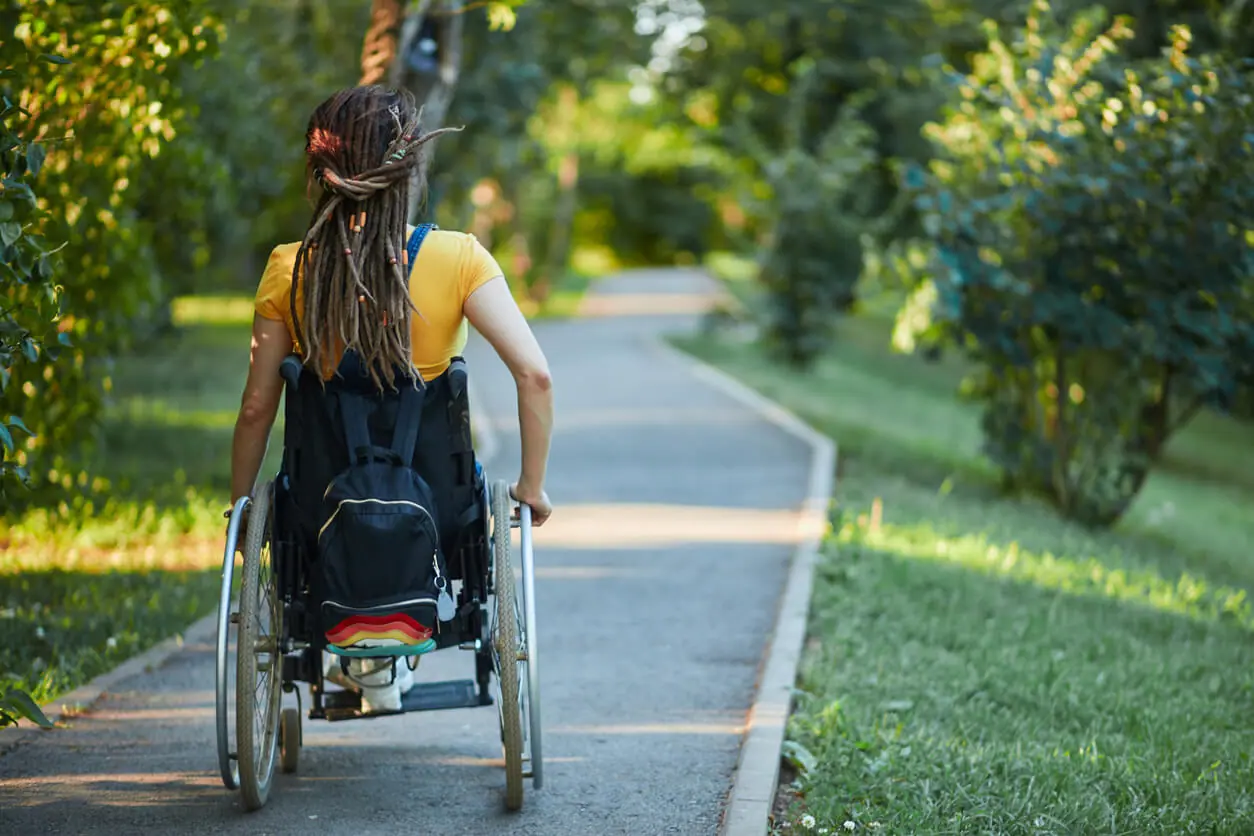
[{"xmin": 253, "ymin": 228, "xmax": 503, "ymax": 381}]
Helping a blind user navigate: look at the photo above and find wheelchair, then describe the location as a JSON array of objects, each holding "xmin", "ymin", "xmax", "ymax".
[{"xmin": 213, "ymin": 352, "xmax": 543, "ymax": 813}]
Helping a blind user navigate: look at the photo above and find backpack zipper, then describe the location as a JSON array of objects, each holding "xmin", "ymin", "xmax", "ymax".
[
  {"xmin": 323, "ymin": 596, "xmax": 438, "ymax": 612},
  {"xmin": 318, "ymin": 497, "xmax": 439, "ymax": 539}
]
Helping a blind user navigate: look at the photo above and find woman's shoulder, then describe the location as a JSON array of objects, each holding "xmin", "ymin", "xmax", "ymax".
[
  {"xmin": 425, "ymin": 227, "xmax": 480, "ymax": 251},
  {"xmin": 420, "ymin": 228, "xmax": 492, "ymax": 269},
  {"xmin": 262, "ymin": 241, "xmax": 303, "ymax": 280}
]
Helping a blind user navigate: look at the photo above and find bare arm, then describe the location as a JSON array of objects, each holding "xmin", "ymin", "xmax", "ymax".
[
  {"xmin": 230, "ymin": 315, "xmax": 293, "ymax": 503},
  {"xmin": 464, "ymin": 276, "xmax": 553, "ymax": 521}
]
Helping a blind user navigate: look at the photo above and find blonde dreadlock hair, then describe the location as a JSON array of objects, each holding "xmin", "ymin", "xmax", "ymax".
[{"xmin": 291, "ymin": 85, "xmax": 461, "ymax": 390}]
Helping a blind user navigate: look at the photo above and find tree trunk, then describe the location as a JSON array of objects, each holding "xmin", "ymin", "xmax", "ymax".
[
  {"xmin": 399, "ymin": 1, "xmax": 463, "ymax": 224},
  {"xmin": 360, "ymin": 0, "xmax": 405, "ymax": 86},
  {"xmin": 359, "ymin": 0, "xmax": 465, "ymax": 225}
]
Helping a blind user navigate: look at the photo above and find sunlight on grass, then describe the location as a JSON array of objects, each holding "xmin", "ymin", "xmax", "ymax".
[
  {"xmin": 116, "ymin": 398, "xmax": 240, "ymax": 430},
  {"xmin": 705, "ymin": 250, "xmax": 758, "ymax": 283},
  {"xmin": 675, "ymin": 326, "xmax": 1254, "ymax": 835},
  {"xmin": 172, "ymin": 294, "xmax": 255, "ymax": 327},
  {"xmin": 1, "ymin": 314, "xmax": 275, "ymax": 706},
  {"xmin": 842, "ymin": 516, "xmax": 1254, "ymax": 635}
]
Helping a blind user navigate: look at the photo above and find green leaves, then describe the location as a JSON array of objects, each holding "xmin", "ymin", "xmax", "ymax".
[
  {"xmin": 2, "ymin": 1, "xmax": 225, "ymax": 508},
  {"xmin": 0, "ymin": 689, "xmax": 54, "ymax": 729},
  {"xmin": 25, "ymin": 143, "xmax": 45, "ymax": 178},
  {"xmin": 907, "ymin": 1, "xmax": 1254, "ymax": 526},
  {"xmin": 0, "ymin": 221, "xmax": 20, "ymax": 247}
]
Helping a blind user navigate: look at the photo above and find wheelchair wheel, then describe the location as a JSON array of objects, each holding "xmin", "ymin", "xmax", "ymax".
[
  {"xmin": 215, "ymin": 495, "xmax": 250, "ymax": 791},
  {"xmin": 490, "ymin": 480, "xmax": 525, "ymax": 812},
  {"xmin": 235, "ymin": 480, "xmax": 284, "ymax": 811}
]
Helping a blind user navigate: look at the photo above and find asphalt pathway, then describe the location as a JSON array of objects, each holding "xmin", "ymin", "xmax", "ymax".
[{"xmin": 0, "ymin": 268, "xmax": 813, "ymax": 836}]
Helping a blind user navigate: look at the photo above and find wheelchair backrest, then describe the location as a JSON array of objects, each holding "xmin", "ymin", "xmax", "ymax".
[{"xmin": 277, "ymin": 351, "xmax": 477, "ymax": 550}]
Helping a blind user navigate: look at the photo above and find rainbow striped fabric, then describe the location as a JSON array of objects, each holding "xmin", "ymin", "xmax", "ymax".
[{"xmin": 325, "ymin": 612, "xmax": 437, "ymax": 657}]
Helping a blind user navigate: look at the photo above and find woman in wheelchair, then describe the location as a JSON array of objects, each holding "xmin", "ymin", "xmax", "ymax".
[{"xmin": 226, "ymin": 85, "xmax": 554, "ymax": 715}]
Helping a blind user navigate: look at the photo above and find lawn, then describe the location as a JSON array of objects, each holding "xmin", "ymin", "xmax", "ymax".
[
  {"xmin": 1, "ymin": 266, "xmax": 592, "ymax": 710},
  {"xmin": 674, "ymin": 307, "xmax": 1254, "ymax": 834},
  {"xmin": 0, "ymin": 310, "xmax": 268, "ymax": 706}
]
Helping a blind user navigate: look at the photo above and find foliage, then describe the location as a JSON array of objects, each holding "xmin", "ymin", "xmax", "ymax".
[
  {"xmin": 750, "ymin": 75, "xmax": 878, "ymax": 367},
  {"xmin": 2, "ymin": 306, "xmax": 274, "ymax": 707},
  {"xmin": 175, "ymin": 0, "xmax": 368, "ymax": 292},
  {"xmin": 0, "ymin": 688, "xmax": 52, "ymax": 729},
  {"xmin": 664, "ymin": 0, "xmax": 985, "ymax": 365},
  {"xmin": 906, "ymin": 1, "xmax": 1254, "ymax": 526},
  {"xmin": 433, "ymin": 0, "xmax": 654, "ymax": 293},
  {"xmin": 1, "ymin": 1, "xmax": 222, "ymax": 510},
  {"xmin": 0, "ymin": 47, "xmax": 67, "ymax": 504}
]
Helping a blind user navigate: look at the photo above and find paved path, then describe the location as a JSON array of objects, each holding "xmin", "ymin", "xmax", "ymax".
[{"xmin": 0, "ymin": 269, "xmax": 813, "ymax": 835}]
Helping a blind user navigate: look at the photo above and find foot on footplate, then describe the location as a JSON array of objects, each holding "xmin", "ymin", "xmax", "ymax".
[{"xmin": 322, "ymin": 680, "xmax": 484, "ymax": 721}]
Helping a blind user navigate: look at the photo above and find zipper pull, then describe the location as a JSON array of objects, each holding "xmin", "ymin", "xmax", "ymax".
[{"xmin": 433, "ymin": 555, "xmax": 455, "ymax": 622}]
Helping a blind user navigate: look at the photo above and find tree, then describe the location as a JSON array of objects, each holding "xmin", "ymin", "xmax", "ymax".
[
  {"xmin": 429, "ymin": 0, "xmax": 653, "ymax": 295},
  {"xmin": 906, "ymin": 1, "xmax": 1254, "ymax": 525},
  {"xmin": 662, "ymin": 0, "xmax": 1002, "ymax": 364},
  {"xmin": 1, "ymin": 1, "xmax": 221, "ymax": 509}
]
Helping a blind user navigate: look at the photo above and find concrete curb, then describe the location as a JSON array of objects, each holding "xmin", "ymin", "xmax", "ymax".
[
  {"xmin": 651, "ymin": 337, "xmax": 836, "ymax": 836},
  {"xmin": 2, "ymin": 396, "xmax": 500, "ymax": 760}
]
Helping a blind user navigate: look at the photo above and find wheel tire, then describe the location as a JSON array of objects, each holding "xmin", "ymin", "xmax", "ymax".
[
  {"xmin": 491, "ymin": 480, "xmax": 524, "ymax": 812},
  {"xmin": 279, "ymin": 706, "xmax": 300, "ymax": 775},
  {"xmin": 236, "ymin": 480, "xmax": 283, "ymax": 811}
]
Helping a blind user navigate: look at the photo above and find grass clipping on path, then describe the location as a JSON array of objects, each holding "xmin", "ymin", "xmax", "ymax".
[{"xmin": 676, "ymin": 329, "xmax": 1254, "ymax": 835}]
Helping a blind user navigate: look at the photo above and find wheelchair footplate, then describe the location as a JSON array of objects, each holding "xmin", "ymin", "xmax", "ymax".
[{"xmin": 320, "ymin": 679, "xmax": 488, "ymax": 722}]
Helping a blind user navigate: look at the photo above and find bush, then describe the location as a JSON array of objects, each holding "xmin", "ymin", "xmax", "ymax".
[
  {"xmin": 0, "ymin": 49, "xmax": 66, "ymax": 505},
  {"xmin": 1, "ymin": 3, "xmax": 221, "ymax": 509},
  {"xmin": 907, "ymin": 1, "xmax": 1254, "ymax": 525},
  {"xmin": 750, "ymin": 69, "xmax": 878, "ymax": 368}
]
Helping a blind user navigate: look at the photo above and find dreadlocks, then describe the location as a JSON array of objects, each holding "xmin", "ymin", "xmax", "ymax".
[{"xmin": 291, "ymin": 85, "xmax": 461, "ymax": 389}]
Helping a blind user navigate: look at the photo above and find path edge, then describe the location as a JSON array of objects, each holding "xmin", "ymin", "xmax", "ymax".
[
  {"xmin": 652, "ymin": 336, "xmax": 836, "ymax": 836},
  {"xmin": 1, "ymin": 397, "xmax": 500, "ymax": 758},
  {"xmin": 1, "ymin": 612, "xmax": 218, "ymax": 755}
]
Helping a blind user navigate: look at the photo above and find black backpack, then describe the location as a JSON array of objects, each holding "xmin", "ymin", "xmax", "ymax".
[{"xmin": 316, "ymin": 224, "xmax": 455, "ymax": 656}]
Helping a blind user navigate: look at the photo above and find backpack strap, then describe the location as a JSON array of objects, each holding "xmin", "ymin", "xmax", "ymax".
[
  {"xmin": 406, "ymin": 223, "xmax": 436, "ymax": 274},
  {"xmin": 337, "ymin": 390, "xmax": 375, "ymax": 464},
  {"xmin": 384, "ymin": 223, "xmax": 437, "ymax": 466},
  {"xmin": 390, "ymin": 383, "xmax": 425, "ymax": 465}
]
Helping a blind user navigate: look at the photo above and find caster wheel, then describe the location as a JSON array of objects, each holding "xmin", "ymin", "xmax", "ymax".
[{"xmin": 279, "ymin": 706, "xmax": 301, "ymax": 774}]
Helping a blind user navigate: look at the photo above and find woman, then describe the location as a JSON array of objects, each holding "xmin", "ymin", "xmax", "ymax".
[{"xmin": 227, "ymin": 85, "xmax": 554, "ymax": 712}]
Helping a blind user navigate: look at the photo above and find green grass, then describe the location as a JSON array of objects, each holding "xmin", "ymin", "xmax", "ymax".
[
  {"xmin": 673, "ymin": 327, "xmax": 1254, "ymax": 835},
  {"xmin": 1, "ymin": 302, "xmax": 273, "ymax": 707}
]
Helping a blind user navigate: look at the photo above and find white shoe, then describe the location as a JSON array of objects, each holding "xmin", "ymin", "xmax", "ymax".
[
  {"xmin": 322, "ymin": 650, "xmax": 356, "ymax": 691},
  {"xmin": 396, "ymin": 656, "xmax": 417, "ymax": 695},
  {"xmin": 353, "ymin": 658, "xmax": 403, "ymax": 714}
]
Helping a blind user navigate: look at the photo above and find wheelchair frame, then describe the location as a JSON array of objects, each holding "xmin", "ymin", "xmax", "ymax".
[{"xmin": 213, "ymin": 355, "xmax": 543, "ymax": 813}]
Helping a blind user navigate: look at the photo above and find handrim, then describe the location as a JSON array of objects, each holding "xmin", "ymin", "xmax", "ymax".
[
  {"xmin": 215, "ymin": 494, "xmax": 250, "ymax": 790},
  {"xmin": 519, "ymin": 502, "xmax": 544, "ymax": 789}
]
